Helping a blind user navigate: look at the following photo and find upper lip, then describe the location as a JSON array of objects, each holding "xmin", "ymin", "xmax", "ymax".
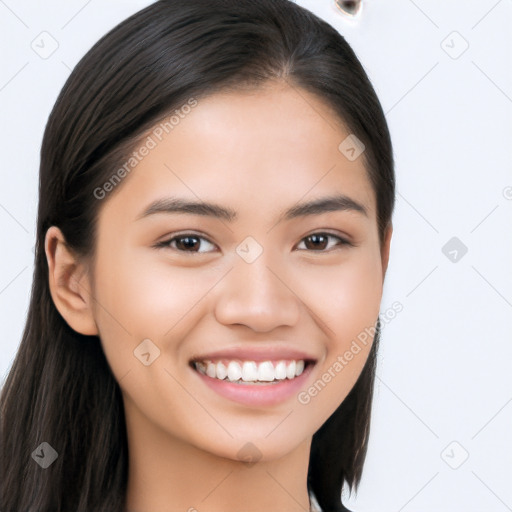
[{"xmin": 189, "ymin": 345, "xmax": 318, "ymax": 363}]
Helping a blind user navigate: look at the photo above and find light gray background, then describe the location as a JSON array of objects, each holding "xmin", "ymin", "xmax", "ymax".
[{"xmin": 1, "ymin": 1, "xmax": 511, "ymax": 511}]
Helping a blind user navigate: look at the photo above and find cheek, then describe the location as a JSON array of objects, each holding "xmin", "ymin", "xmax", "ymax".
[
  {"xmin": 92, "ymin": 250, "xmax": 217, "ymax": 364},
  {"xmin": 304, "ymin": 250, "xmax": 383, "ymax": 336},
  {"xmin": 298, "ymin": 251, "xmax": 382, "ymax": 408}
]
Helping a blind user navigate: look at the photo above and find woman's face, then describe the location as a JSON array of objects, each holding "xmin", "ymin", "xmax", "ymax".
[{"xmin": 88, "ymin": 82, "xmax": 391, "ymax": 462}]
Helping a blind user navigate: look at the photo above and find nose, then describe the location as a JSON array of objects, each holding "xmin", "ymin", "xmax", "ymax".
[{"xmin": 214, "ymin": 253, "xmax": 301, "ymax": 332}]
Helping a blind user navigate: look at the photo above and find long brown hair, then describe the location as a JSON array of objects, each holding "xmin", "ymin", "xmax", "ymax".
[{"xmin": 0, "ymin": 1, "xmax": 395, "ymax": 510}]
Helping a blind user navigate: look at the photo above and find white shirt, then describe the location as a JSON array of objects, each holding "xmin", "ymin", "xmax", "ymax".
[{"xmin": 309, "ymin": 491, "xmax": 323, "ymax": 512}]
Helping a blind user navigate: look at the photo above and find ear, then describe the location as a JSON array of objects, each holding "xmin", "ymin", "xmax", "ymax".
[
  {"xmin": 44, "ymin": 226, "xmax": 99, "ymax": 336},
  {"xmin": 381, "ymin": 223, "xmax": 393, "ymax": 280}
]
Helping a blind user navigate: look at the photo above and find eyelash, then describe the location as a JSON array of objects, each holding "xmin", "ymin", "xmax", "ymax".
[{"xmin": 153, "ymin": 231, "xmax": 353, "ymax": 254}]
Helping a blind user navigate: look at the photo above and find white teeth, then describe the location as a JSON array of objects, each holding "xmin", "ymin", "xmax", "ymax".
[
  {"xmin": 206, "ymin": 362, "xmax": 216, "ymax": 378},
  {"xmin": 242, "ymin": 361, "xmax": 258, "ymax": 382},
  {"xmin": 194, "ymin": 359, "xmax": 309, "ymax": 383},
  {"xmin": 258, "ymin": 361, "xmax": 275, "ymax": 382},
  {"xmin": 216, "ymin": 362, "xmax": 227, "ymax": 380},
  {"xmin": 227, "ymin": 361, "xmax": 242, "ymax": 381},
  {"xmin": 286, "ymin": 360, "xmax": 296, "ymax": 379},
  {"xmin": 274, "ymin": 361, "xmax": 287, "ymax": 380}
]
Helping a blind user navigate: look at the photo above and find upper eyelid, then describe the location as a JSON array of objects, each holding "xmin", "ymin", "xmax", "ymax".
[
  {"xmin": 154, "ymin": 231, "xmax": 216, "ymax": 250},
  {"xmin": 295, "ymin": 232, "xmax": 353, "ymax": 249}
]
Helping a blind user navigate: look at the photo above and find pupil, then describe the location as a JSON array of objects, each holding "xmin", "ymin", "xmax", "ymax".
[
  {"xmin": 179, "ymin": 236, "xmax": 199, "ymax": 250},
  {"xmin": 307, "ymin": 234, "xmax": 327, "ymax": 250}
]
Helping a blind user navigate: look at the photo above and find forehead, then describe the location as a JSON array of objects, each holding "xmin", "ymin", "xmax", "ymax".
[{"xmin": 98, "ymin": 83, "xmax": 376, "ymax": 224}]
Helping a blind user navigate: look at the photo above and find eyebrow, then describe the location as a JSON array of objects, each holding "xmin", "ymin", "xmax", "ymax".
[{"xmin": 136, "ymin": 194, "xmax": 368, "ymax": 223}]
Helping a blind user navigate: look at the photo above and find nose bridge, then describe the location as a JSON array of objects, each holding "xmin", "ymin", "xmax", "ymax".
[{"xmin": 214, "ymin": 238, "xmax": 301, "ymax": 331}]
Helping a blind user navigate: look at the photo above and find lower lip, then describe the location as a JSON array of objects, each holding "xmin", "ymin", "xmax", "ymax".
[{"xmin": 192, "ymin": 363, "xmax": 315, "ymax": 407}]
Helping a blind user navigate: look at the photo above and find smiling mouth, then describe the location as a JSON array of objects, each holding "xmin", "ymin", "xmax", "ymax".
[{"xmin": 191, "ymin": 358, "xmax": 315, "ymax": 385}]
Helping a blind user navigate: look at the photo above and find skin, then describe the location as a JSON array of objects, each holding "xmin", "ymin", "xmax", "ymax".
[{"xmin": 45, "ymin": 81, "xmax": 392, "ymax": 512}]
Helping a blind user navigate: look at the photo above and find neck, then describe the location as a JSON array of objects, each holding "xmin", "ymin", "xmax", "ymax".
[{"xmin": 123, "ymin": 396, "xmax": 313, "ymax": 512}]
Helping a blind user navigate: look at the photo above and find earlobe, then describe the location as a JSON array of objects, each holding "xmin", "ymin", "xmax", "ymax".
[{"xmin": 44, "ymin": 226, "xmax": 99, "ymax": 336}]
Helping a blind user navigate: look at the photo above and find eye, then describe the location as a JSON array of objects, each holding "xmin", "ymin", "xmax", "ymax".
[
  {"xmin": 154, "ymin": 233, "xmax": 217, "ymax": 254},
  {"xmin": 154, "ymin": 231, "xmax": 353, "ymax": 254},
  {"xmin": 295, "ymin": 232, "xmax": 352, "ymax": 252}
]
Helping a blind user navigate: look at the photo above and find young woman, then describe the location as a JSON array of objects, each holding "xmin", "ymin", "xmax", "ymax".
[{"xmin": 0, "ymin": 1, "xmax": 395, "ymax": 511}]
